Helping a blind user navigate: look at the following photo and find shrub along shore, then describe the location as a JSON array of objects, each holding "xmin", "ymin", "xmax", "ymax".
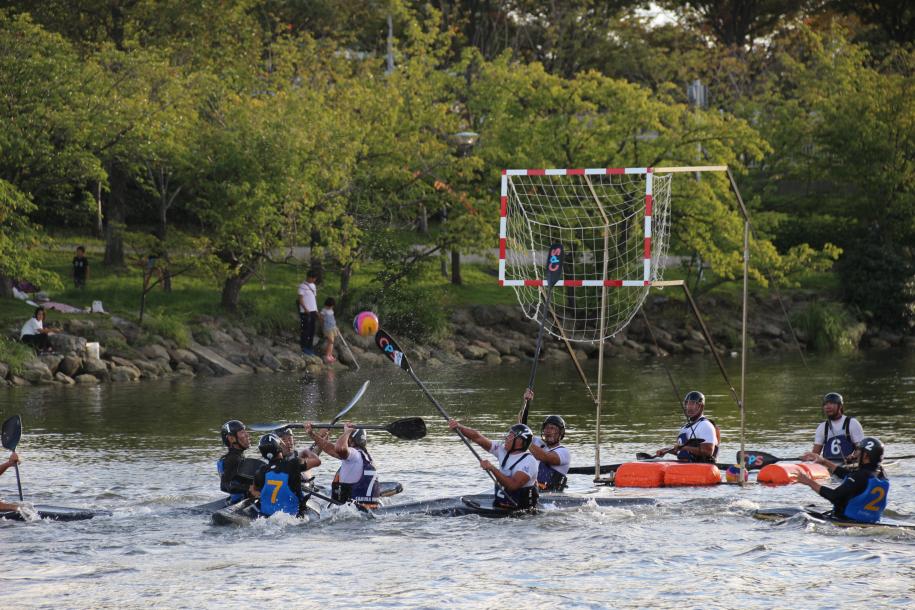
[{"xmin": 2, "ymin": 292, "xmax": 911, "ymax": 388}]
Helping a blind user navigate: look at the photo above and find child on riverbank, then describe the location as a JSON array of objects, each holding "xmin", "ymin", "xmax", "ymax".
[
  {"xmin": 73, "ymin": 246, "xmax": 89, "ymax": 289},
  {"xmin": 321, "ymin": 297, "xmax": 337, "ymax": 363}
]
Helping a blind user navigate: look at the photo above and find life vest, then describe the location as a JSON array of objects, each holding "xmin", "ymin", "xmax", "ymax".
[
  {"xmin": 676, "ymin": 417, "xmax": 720, "ymax": 463},
  {"xmin": 536, "ymin": 445, "xmax": 568, "ymax": 491},
  {"xmin": 842, "ymin": 474, "xmax": 889, "ymax": 523},
  {"xmin": 494, "ymin": 452, "xmax": 539, "ymax": 509},
  {"xmin": 217, "ymin": 456, "xmax": 264, "ymax": 503},
  {"xmin": 258, "ymin": 464, "xmax": 303, "ymax": 517},
  {"xmin": 332, "ymin": 448, "xmax": 380, "ymax": 508},
  {"xmin": 822, "ymin": 417, "xmax": 856, "ymax": 460}
]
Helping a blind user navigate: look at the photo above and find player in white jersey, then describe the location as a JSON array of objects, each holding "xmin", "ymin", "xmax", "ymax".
[
  {"xmin": 654, "ymin": 391, "xmax": 720, "ymax": 463},
  {"xmin": 448, "ymin": 419, "xmax": 540, "ymax": 509},
  {"xmin": 812, "ymin": 392, "xmax": 864, "ymax": 462}
]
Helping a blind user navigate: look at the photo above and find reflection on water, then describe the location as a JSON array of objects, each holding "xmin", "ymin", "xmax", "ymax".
[{"xmin": 1, "ymin": 349, "xmax": 913, "ymax": 609}]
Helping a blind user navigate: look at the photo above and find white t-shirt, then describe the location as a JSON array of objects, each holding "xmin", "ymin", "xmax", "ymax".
[
  {"xmin": 297, "ymin": 281, "xmax": 317, "ymax": 314},
  {"xmin": 20, "ymin": 317, "xmax": 42, "ymax": 339},
  {"xmin": 678, "ymin": 418, "xmax": 719, "ymax": 451},
  {"xmin": 814, "ymin": 416, "xmax": 865, "ymax": 445},
  {"xmin": 337, "ymin": 447, "xmax": 372, "ymax": 484},
  {"xmin": 487, "ymin": 443, "xmax": 538, "ymax": 487},
  {"xmin": 533, "ymin": 438, "xmax": 571, "ymax": 475}
]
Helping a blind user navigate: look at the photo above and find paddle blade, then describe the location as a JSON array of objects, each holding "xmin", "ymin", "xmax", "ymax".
[
  {"xmin": 247, "ymin": 422, "xmax": 300, "ymax": 433},
  {"xmin": 385, "ymin": 417, "xmax": 427, "ymax": 441},
  {"xmin": 375, "ymin": 329, "xmax": 410, "ymax": 371},
  {"xmin": 546, "ymin": 242, "xmax": 564, "ymax": 286},
  {"xmin": 739, "ymin": 450, "xmax": 779, "ymax": 470},
  {"xmin": 1, "ymin": 415, "xmax": 22, "ymax": 451}
]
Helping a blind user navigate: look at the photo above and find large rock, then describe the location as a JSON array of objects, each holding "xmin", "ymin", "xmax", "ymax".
[
  {"xmin": 0, "ymin": 362, "xmax": 8, "ymax": 380},
  {"xmin": 10, "ymin": 375, "xmax": 31, "ymax": 386},
  {"xmin": 261, "ymin": 353, "xmax": 281, "ymax": 371},
  {"xmin": 175, "ymin": 362, "xmax": 196, "ymax": 376},
  {"xmin": 459, "ymin": 344, "xmax": 489, "ymax": 360},
  {"xmin": 49, "ymin": 333, "xmax": 87, "ymax": 355},
  {"xmin": 187, "ymin": 342, "xmax": 249, "ymax": 375},
  {"xmin": 54, "ymin": 372, "xmax": 76, "ymax": 385},
  {"xmin": 75, "ymin": 374, "xmax": 100, "ymax": 385},
  {"xmin": 109, "ymin": 366, "xmax": 140, "ymax": 382},
  {"xmin": 142, "ymin": 344, "xmax": 171, "ymax": 361},
  {"xmin": 169, "ymin": 348, "xmax": 199, "ymax": 366},
  {"xmin": 20, "ymin": 361, "xmax": 52, "ymax": 383},
  {"xmin": 58, "ymin": 355, "xmax": 82, "ymax": 377},
  {"xmin": 82, "ymin": 357, "xmax": 108, "ymax": 375},
  {"xmin": 471, "ymin": 305, "xmax": 510, "ymax": 327},
  {"xmin": 38, "ymin": 354, "xmax": 63, "ymax": 374}
]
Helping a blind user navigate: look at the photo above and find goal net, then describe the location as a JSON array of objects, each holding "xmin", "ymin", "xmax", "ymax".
[{"xmin": 499, "ymin": 167, "xmax": 673, "ymax": 343}]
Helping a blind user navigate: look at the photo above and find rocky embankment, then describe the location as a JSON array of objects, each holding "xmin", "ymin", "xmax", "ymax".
[{"xmin": 2, "ymin": 295, "xmax": 913, "ymax": 388}]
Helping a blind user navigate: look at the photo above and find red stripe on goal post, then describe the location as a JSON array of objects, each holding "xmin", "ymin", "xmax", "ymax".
[
  {"xmin": 499, "ymin": 238, "xmax": 506, "ymax": 259},
  {"xmin": 645, "ymin": 194, "xmax": 653, "ymax": 216},
  {"xmin": 523, "ymin": 279, "xmax": 543, "ymax": 286},
  {"xmin": 567, "ymin": 168, "xmax": 585, "ymax": 175},
  {"xmin": 564, "ymin": 280, "xmax": 583, "ymax": 287},
  {"xmin": 604, "ymin": 280, "xmax": 623, "ymax": 287},
  {"xmin": 500, "ymin": 196, "xmax": 507, "ymax": 217},
  {"xmin": 527, "ymin": 169, "xmax": 546, "ymax": 176},
  {"xmin": 606, "ymin": 168, "xmax": 625, "ymax": 175},
  {"xmin": 644, "ymin": 237, "xmax": 651, "ymax": 258}
]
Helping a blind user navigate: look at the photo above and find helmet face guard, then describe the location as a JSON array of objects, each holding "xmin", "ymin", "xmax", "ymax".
[{"xmin": 541, "ymin": 415, "xmax": 566, "ymax": 441}]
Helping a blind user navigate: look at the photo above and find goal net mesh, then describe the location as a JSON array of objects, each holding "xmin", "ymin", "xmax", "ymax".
[{"xmin": 500, "ymin": 170, "xmax": 672, "ymax": 343}]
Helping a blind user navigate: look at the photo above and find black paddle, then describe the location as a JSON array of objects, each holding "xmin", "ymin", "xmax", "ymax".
[
  {"xmin": 374, "ymin": 328, "xmax": 519, "ymax": 507},
  {"xmin": 519, "ymin": 242, "xmax": 564, "ymax": 425},
  {"xmin": 1, "ymin": 415, "xmax": 24, "ymax": 501},
  {"xmin": 307, "ymin": 380, "xmax": 368, "ymax": 453},
  {"xmin": 740, "ymin": 449, "xmax": 915, "ymax": 470},
  {"xmin": 249, "ymin": 417, "xmax": 427, "ymax": 441}
]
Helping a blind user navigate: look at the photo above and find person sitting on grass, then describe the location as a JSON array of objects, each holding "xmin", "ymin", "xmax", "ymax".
[{"xmin": 20, "ymin": 307, "xmax": 58, "ymax": 353}]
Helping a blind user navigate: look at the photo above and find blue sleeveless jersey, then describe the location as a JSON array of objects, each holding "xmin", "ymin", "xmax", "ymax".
[
  {"xmin": 843, "ymin": 476, "xmax": 889, "ymax": 523},
  {"xmin": 259, "ymin": 471, "xmax": 301, "ymax": 516},
  {"xmin": 332, "ymin": 448, "xmax": 380, "ymax": 506},
  {"xmin": 822, "ymin": 418, "xmax": 856, "ymax": 460}
]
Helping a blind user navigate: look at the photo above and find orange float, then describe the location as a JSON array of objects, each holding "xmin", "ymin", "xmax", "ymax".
[
  {"xmin": 614, "ymin": 462, "xmax": 721, "ymax": 488},
  {"xmin": 758, "ymin": 462, "xmax": 831, "ymax": 485}
]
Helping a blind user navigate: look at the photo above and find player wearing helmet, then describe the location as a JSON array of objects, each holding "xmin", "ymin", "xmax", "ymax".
[
  {"xmin": 654, "ymin": 391, "xmax": 720, "ymax": 463},
  {"xmin": 797, "ymin": 437, "xmax": 889, "ymax": 523},
  {"xmin": 306, "ymin": 422, "xmax": 380, "ymax": 509},
  {"xmin": 253, "ymin": 433, "xmax": 322, "ymax": 517},
  {"xmin": 522, "ymin": 388, "xmax": 570, "ymax": 491},
  {"xmin": 217, "ymin": 420, "xmax": 259, "ymax": 503},
  {"xmin": 448, "ymin": 418, "xmax": 540, "ymax": 509},
  {"xmin": 811, "ymin": 392, "xmax": 865, "ymax": 462}
]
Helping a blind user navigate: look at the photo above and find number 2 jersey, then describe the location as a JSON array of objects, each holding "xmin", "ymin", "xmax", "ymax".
[{"xmin": 817, "ymin": 462, "xmax": 889, "ymax": 523}]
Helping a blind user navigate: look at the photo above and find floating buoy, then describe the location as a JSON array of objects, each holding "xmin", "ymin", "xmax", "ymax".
[
  {"xmin": 758, "ymin": 462, "xmax": 830, "ymax": 485},
  {"xmin": 725, "ymin": 464, "xmax": 749, "ymax": 483},
  {"xmin": 615, "ymin": 462, "xmax": 721, "ymax": 488}
]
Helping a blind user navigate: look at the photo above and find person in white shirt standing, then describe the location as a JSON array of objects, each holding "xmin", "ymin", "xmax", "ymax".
[
  {"xmin": 20, "ymin": 307, "xmax": 58, "ymax": 353},
  {"xmin": 448, "ymin": 419, "xmax": 540, "ymax": 509},
  {"xmin": 812, "ymin": 392, "xmax": 864, "ymax": 463},
  {"xmin": 654, "ymin": 391, "xmax": 720, "ymax": 463},
  {"xmin": 297, "ymin": 270, "xmax": 318, "ymax": 356}
]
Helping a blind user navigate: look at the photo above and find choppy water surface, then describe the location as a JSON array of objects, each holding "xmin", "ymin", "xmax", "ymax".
[{"xmin": 1, "ymin": 350, "xmax": 913, "ymax": 609}]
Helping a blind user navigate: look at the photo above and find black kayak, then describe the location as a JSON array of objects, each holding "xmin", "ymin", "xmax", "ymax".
[
  {"xmin": 373, "ymin": 492, "xmax": 657, "ymax": 518},
  {"xmin": 753, "ymin": 506, "xmax": 915, "ymax": 531},
  {"xmin": 211, "ymin": 481, "xmax": 405, "ymax": 526},
  {"xmin": 0, "ymin": 504, "xmax": 112, "ymax": 522}
]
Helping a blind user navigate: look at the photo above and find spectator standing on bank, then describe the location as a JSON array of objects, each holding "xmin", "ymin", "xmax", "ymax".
[
  {"xmin": 73, "ymin": 246, "xmax": 89, "ymax": 289},
  {"xmin": 297, "ymin": 270, "xmax": 318, "ymax": 356}
]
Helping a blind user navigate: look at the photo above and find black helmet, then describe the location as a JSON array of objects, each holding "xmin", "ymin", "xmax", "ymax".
[
  {"xmin": 541, "ymin": 415, "xmax": 566, "ymax": 440},
  {"xmin": 508, "ymin": 424, "xmax": 534, "ymax": 451},
  {"xmin": 221, "ymin": 420, "xmax": 246, "ymax": 447},
  {"xmin": 684, "ymin": 391, "xmax": 705, "ymax": 405},
  {"xmin": 350, "ymin": 427, "xmax": 367, "ymax": 448},
  {"xmin": 823, "ymin": 392, "xmax": 844, "ymax": 406},
  {"xmin": 856, "ymin": 437, "xmax": 884, "ymax": 464},
  {"xmin": 259, "ymin": 433, "xmax": 283, "ymax": 460}
]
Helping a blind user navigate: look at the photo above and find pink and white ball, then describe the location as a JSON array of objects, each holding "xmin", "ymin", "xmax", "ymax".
[{"xmin": 353, "ymin": 311, "xmax": 379, "ymax": 337}]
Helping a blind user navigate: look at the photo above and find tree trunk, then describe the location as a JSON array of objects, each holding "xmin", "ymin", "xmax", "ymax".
[
  {"xmin": 104, "ymin": 164, "xmax": 127, "ymax": 266},
  {"xmin": 0, "ymin": 275, "xmax": 13, "ymax": 298},
  {"xmin": 339, "ymin": 264, "xmax": 353, "ymax": 311},
  {"xmin": 451, "ymin": 249, "xmax": 462, "ymax": 285},
  {"xmin": 221, "ymin": 276, "xmax": 246, "ymax": 311},
  {"xmin": 417, "ymin": 204, "xmax": 428, "ymax": 234}
]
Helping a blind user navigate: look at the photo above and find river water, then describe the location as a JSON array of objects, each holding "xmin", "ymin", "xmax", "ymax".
[{"xmin": 1, "ymin": 350, "xmax": 913, "ymax": 609}]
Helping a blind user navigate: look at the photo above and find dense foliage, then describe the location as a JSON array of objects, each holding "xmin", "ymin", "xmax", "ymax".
[{"xmin": 0, "ymin": 1, "xmax": 912, "ymax": 333}]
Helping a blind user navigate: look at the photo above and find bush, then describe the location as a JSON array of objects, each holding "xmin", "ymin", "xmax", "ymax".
[
  {"xmin": 350, "ymin": 282, "xmax": 449, "ymax": 344},
  {"xmin": 142, "ymin": 313, "xmax": 191, "ymax": 348},
  {"xmin": 0, "ymin": 337, "xmax": 34, "ymax": 375},
  {"xmin": 792, "ymin": 302, "xmax": 864, "ymax": 353},
  {"xmin": 836, "ymin": 238, "xmax": 915, "ymax": 329}
]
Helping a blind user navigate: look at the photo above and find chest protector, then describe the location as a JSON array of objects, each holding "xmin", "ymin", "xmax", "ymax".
[
  {"xmin": 494, "ymin": 453, "xmax": 540, "ymax": 509},
  {"xmin": 332, "ymin": 448, "xmax": 380, "ymax": 508},
  {"xmin": 676, "ymin": 417, "xmax": 720, "ymax": 463},
  {"xmin": 216, "ymin": 458, "xmax": 244, "ymax": 503},
  {"xmin": 259, "ymin": 468, "xmax": 302, "ymax": 517},
  {"xmin": 536, "ymin": 445, "xmax": 568, "ymax": 491},
  {"xmin": 822, "ymin": 417, "xmax": 856, "ymax": 460},
  {"xmin": 842, "ymin": 475, "xmax": 889, "ymax": 523}
]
